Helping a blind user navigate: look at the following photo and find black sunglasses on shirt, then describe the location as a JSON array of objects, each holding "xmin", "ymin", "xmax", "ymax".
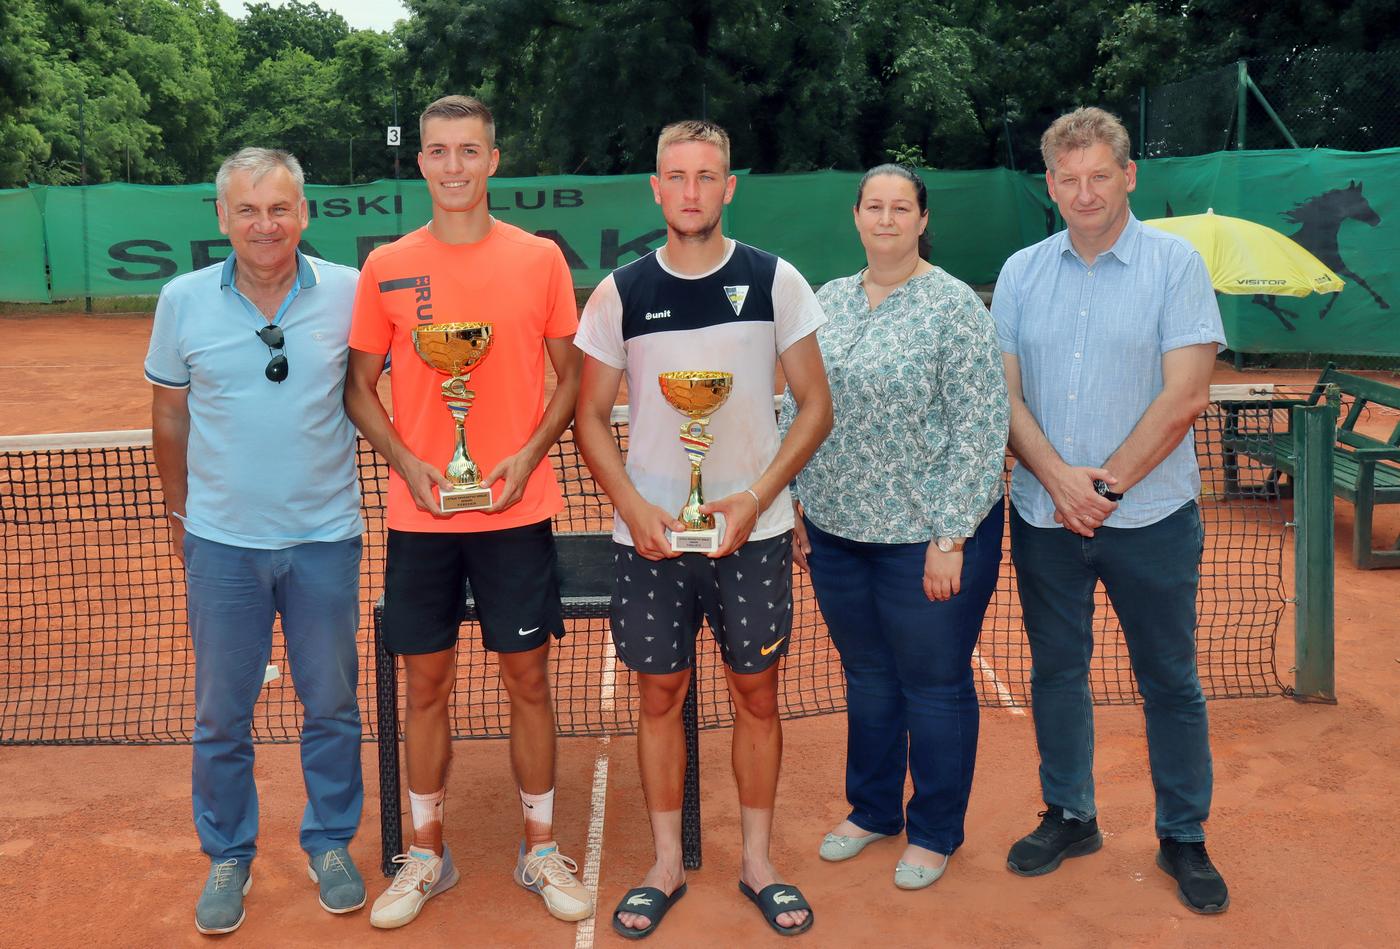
[{"xmin": 256, "ymin": 324, "xmax": 288, "ymax": 383}]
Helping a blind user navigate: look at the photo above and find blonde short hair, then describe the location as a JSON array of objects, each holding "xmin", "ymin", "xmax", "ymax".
[
  {"xmin": 419, "ymin": 95, "xmax": 495, "ymax": 147},
  {"xmin": 1040, "ymin": 107, "xmax": 1131, "ymax": 173},
  {"xmin": 656, "ymin": 120, "xmax": 730, "ymax": 172}
]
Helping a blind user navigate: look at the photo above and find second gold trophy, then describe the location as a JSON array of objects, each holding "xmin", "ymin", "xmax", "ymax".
[{"xmin": 658, "ymin": 370, "xmax": 734, "ymax": 552}]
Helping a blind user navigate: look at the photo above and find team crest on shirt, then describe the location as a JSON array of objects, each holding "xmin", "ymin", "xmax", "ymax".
[{"xmin": 724, "ymin": 285, "xmax": 749, "ymax": 316}]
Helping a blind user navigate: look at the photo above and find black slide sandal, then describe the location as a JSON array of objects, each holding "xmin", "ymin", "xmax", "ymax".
[
  {"xmin": 611, "ymin": 882, "xmax": 688, "ymax": 940},
  {"xmin": 738, "ymin": 880, "xmax": 814, "ymax": 936}
]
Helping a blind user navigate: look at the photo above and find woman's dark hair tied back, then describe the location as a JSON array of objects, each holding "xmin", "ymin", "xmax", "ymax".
[{"xmin": 855, "ymin": 163, "xmax": 931, "ymax": 260}]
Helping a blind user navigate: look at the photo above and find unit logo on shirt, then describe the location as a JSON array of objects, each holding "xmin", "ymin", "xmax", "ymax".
[
  {"xmin": 377, "ymin": 274, "xmax": 434, "ymax": 321},
  {"xmin": 724, "ymin": 285, "xmax": 749, "ymax": 316}
]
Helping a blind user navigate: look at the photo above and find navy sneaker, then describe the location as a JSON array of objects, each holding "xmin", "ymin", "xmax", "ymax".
[
  {"xmin": 308, "ymin": 847, "xmax": 366, "ymax": 914},
  {"xmin": 1157, "ymin": 839, "xmax": 1230, "ymax": 914},
  {"xmin": 195, "ymin": 857, "xmax": 252, "ymax": 935},
  {"xmin": 1007, "ymin": 807, "xmax": 1103, "ymax": 876}
]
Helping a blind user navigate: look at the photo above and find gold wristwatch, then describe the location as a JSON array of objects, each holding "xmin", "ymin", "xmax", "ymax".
[{"xmin": 935, "ymin": 536, "xmax": 966, "ymax": 553}]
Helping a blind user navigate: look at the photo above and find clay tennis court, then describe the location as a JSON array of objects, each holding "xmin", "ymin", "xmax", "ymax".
[{"xmin": 2, "ymin": 310, "xmax": 1398, "ymax": 947}]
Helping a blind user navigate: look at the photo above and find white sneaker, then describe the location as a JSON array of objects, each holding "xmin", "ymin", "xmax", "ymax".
[
  {"xmin": 370, "ymin": 847, "xmax": 459, "ymax": 930},
  {"xmin": 514, "ymin": 841, "xmax": 594, "ymax": 922}
]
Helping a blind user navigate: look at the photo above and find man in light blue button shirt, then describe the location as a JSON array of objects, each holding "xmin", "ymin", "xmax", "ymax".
[
  {"xmin": 992, "ymin": 108, "xmax": 1231, "ymax": 914},
  {"xmin": 146, "ymin": 148, "xmax": 366, "ymax": 933}
]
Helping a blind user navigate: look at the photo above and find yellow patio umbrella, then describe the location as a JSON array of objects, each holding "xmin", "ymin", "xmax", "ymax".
[{"xmin": 1144, "ymin": 209, "xmax": 1345, "ymax": 297}]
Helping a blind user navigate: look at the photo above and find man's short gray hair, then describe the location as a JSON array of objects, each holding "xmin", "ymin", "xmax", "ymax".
[
  {"xmin": 215, "ymin": 147, "xmax": 305, "ymax": 205},
  {"xmin": 1040, "ymin": 107, "xmax": 1132, "ymax": 174}
]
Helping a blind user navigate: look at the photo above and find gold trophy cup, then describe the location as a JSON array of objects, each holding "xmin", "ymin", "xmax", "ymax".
[
  {"xmin": 411, "ymin": 322, "xmax": 495, "ymax": 513},
  {"xmin": 658, "ymin": 370, "xmax": 734, "ymax": 552}
]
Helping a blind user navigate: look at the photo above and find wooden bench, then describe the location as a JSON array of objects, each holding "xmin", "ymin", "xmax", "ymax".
[
  {"xmin": 372, "ymin": 531, "xmax": 707, "ymax": 874},
  {"xmin": 1228, "ymin": 364, "xmax": 1400, "ymax": 569}
]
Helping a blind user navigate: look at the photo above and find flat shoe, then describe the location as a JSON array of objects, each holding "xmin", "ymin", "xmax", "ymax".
[
  {"xmin": 819, "ymin": 830, "xmax": 890, "ymax": 862},
  {"xmin": 894, "ymin": 856, "xmax": 948, "ymax": 890}
]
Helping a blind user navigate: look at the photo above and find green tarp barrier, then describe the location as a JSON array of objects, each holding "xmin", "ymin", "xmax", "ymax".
[
  {"xmin": 729, "ymin": 167, "xmax": 1036, "ymax": 287},
  {"xmin": 3, "ymin": 149, "xmax": 1397, "ymax": 355},
  {"xmin": 0, "ymin": 189, "xmax": 49, "ymax": 303},
  {"xmin": 1105, "ymin": 148, "xmax": 1399, "ymax": 356}
]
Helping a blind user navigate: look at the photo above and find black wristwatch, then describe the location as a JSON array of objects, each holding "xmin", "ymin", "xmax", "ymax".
[{"xmin": 1093, "ymin": 479, "xmax": 1124, "ymax": 502}]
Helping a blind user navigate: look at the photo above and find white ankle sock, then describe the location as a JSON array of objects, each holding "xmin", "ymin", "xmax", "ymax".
[
  {"xmin": 409, "ymin": 787, "xmax": 445, "ymax": 841},
  {"xmin": 520, "ymin": 787, "xmax": 555, "ymax": 832}
]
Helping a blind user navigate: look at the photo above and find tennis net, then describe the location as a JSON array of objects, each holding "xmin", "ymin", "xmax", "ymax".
[{"xmin": 0, "ymin": 387, "xmax": 1291, "ymax": 746}]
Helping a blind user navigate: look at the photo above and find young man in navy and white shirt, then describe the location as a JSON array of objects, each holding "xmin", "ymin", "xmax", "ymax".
[{"xmin": 574, "ymin": 120, "xmax": 832, "ymax": 939}]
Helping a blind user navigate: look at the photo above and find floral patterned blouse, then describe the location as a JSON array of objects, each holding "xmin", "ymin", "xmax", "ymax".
[{"xmin": 780, "ymin": 267, "xmax": 1009, "ymax": 544}]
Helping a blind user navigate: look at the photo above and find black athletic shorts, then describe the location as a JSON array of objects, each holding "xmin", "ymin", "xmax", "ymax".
[
  {"xmin": 381, "ymin": 519, "xmax": 565, "ymax": 656},
  {"xmin": 610, "ymin": 531, "xmax": 793, "ymax": 675}
]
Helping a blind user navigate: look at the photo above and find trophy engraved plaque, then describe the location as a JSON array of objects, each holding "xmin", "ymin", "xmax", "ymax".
[
  {"xmin": 411, "ymin": 321, "xmax": 495, "ymax": 512},
  {"xmin": 658, "ymin": 370, "xmax": 734, "ymax": 552}
]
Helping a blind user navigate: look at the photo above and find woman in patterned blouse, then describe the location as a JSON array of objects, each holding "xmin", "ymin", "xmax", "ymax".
[{"xmin": 779, "ymin": 164, "xmax": 1009, "ymax": 890}]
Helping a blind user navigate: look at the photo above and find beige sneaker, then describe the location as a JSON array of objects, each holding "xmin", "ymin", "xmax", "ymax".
[
  {"xmin": 514, "ymin": 841, "xmax": 594, "ymax": 922},
  {"xmin": 370, "ymin": 847, "xmax": 459, "ymax": 929}
]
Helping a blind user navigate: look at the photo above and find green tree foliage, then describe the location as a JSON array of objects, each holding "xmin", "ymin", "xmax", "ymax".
[
  {"xmin": 236, "ymin": 0, "xmax": 351, "ymax": 64},
  {"xmin": 0, "ymin": 0, "xmax": 53, "ymax": 185},
  {"xmin": 1, "ymin": 0, "xmax": 1395, "ymax": 189},
  {"xmin": 228, "ymin": 49, "xmax": 341, "ymax": 175}
]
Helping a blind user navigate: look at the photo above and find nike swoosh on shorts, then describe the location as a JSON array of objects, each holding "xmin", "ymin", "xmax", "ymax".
[{"xmin": 518, "ymin": 626, "xmax": 541, "ymax": 636}]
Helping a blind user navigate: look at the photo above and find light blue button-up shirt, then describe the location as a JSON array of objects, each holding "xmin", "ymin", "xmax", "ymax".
[
  {"xmin": 144, "ymin": 251, "xmax": 364, "ymax": 549},
  {"xmin": 991, "ymin": 213, "xmax": 1225, "ymax": 529}
]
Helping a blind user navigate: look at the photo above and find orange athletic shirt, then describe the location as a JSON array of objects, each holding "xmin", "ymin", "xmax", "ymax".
[{"xmin": 350, "ymin": 220, "xmax": 578, "ymax": 532}]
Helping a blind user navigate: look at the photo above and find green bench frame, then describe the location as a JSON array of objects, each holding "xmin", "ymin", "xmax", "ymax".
[{"xmin": 1230, "ymin": 364, "xmax": 1400, "ymax": 569}]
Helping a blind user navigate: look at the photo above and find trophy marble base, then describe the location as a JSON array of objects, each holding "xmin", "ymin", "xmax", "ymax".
[
  {"xmin": 439, "ymin": 485, "xmax": 493, "ymax": 513},
  {"xmin": 668, "ymin": 526, "xmax": 722, "ymax": 553}
]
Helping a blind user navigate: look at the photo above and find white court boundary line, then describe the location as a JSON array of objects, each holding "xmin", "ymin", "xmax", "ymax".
[
  {"xmin": 574, "ymin": 638, "xmax": 616, "ymax": 949},
  {"xmin": 972, "ymin": 647, "xmax": 1025, "ymax": 716}
]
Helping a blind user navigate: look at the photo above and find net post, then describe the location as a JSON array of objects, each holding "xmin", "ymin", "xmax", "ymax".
[
  {"xmin": 681, "ymin": 665, "xmax": 702, "ymax": 870},
  {"xmin": 1291, "ymin": 391, "xmax": 1337, "ymax": 703},
  {"xmin": 374, "ymin": 598, "xmax": 406, "ymax": 874}
]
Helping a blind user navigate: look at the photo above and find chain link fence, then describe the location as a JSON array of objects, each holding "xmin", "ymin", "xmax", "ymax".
[
  {"xmin": 224, "ymin": 127, "xmax": 423, "ymax": 186},
  {"xmin": 1106, "ymin": 49, "xmax": 1400, "ymax": 161}
]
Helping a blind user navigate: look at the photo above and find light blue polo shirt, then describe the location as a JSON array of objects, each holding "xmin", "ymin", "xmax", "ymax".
[
  {"xmin": 144, "ymin": 251, "xmax": 364, "ymax": 549},
  {"xmin": 992, "ymin": 213, "xmax": 1225, "ymax": 529}
]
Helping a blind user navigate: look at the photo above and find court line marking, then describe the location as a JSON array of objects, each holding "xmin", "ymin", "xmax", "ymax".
[
  {"xmin": 972, "ymin": 647, "xmax": 1025, "ymax": 716},
  {"xmin": 574, "ymin": 638, "xmax": 616, "ymax": 949}
]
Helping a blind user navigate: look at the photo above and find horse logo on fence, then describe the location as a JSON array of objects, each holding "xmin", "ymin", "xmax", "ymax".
[{"xmin": 1254, "ymin": 181, "xmax": 1389, "ymax": 330}]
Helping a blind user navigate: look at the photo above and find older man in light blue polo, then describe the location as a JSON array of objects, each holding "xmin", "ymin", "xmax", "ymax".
[
  {"xmin": 993, "ymin": 107, "xmax": 1230, "ymax": 915},
  {"xmin": 147, "ymin": 147, "xmax": 366, "ymax": 934}
]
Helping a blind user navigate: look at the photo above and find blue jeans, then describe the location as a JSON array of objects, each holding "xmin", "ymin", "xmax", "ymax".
[
  {"xmin": 184, "ymin": 533, "xmax": 364, "ymax": 862},
  {"xmin": 1010, "ymin": 501, "xmax": 1212, "ymax": 841},
  {"xmin": 804, "ymin": 500, "xmax": 1003, "ymax": 855}
]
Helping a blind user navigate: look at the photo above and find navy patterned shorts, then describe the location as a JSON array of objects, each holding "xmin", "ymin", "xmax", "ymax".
[{"xmin": 609, "ymin": 532, "xmax": 794, "ymax": 675}]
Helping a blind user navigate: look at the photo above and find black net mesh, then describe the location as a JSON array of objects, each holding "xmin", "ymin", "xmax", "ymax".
[
  {"xmin": 1, "ymin": 395, "xmax": 1289, "ymax": 746},
  {"xmin": 1243, "ymin": 50, "xmax": 1400, "ymax": 154},
  {"xmin": 1108, "ymin": 51, "xmax": 1400, "ymax": 162}
]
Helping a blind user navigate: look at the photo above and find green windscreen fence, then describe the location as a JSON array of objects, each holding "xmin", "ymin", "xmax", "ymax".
[
  {"xmin": 0, "ymin": 189, "xmax": 50, "ymax": 303},
  {"xmin": 3, "ymin": 150, "xmax": 1397, "ymax": 355}
]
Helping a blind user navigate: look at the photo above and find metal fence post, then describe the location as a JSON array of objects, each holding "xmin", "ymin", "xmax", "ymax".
[
  {"xmin": 681, "ymin": 666, "xmax": 702, "ymax": 869},
  {"xmin": 1236, "ymin": 60, "xmax": 1248, "ymax": 150},
  {"xmin": 1291, "ymin": 390, "xmax": 1337, "ymax": 703}
]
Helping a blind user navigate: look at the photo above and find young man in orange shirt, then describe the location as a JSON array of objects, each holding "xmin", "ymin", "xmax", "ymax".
[{"xmin": 345, "ymin": 95, "xmax": 591, "ymax": 930}]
